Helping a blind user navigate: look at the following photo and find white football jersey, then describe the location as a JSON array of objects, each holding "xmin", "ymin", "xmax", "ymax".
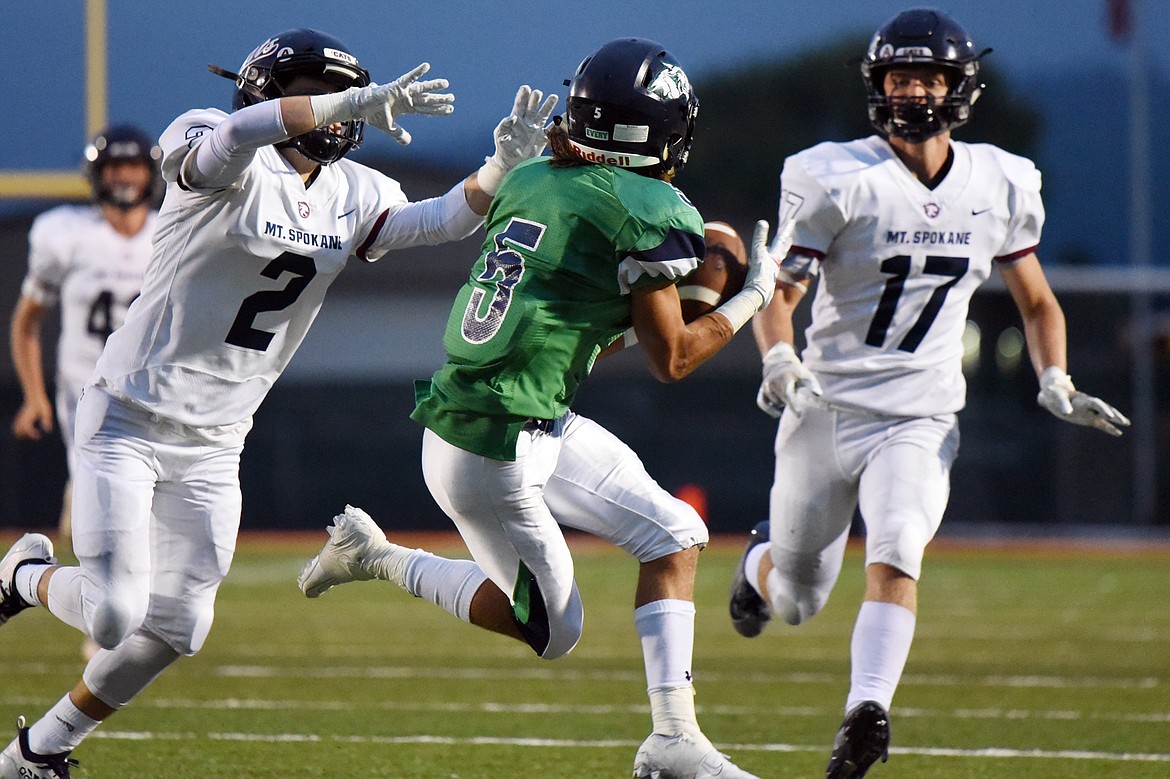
[
  {"xmin": 776, "ymin": 136, "xmax": 1044, "ymax": 416},
  {"xmin": 21, "ymin": 205, "xmax": 155, "ymax": 399},
  {"xmin": 95, "ymin": 107, "xmax": 456, "ymax": 433}
]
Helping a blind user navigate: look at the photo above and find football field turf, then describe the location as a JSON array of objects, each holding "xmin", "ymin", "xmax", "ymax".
[{"xmin": 2, "ymin": 532, "xmax": 1167, "ymax": 778}]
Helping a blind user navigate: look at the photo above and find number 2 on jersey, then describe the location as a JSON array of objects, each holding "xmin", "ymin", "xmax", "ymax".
[
  {"xmin": 460, "ymin": 218, "xmax": 545, "ymax": 344},
  {"xmin": 865, "ymin": 254, "xmax": 968, "ymax": 352},
  {"xmin": 226, "ymin": 252, "xmax": 316, "ymax": 351}
]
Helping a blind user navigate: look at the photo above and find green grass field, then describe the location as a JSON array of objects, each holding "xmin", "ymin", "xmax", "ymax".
[{"xmin": 1, "ymin": 533, "xmax": 1167, "ymax": 778}]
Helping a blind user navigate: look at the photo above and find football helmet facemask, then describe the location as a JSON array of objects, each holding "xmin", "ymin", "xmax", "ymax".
[
  {"xmin": 566, "ymin": 37, "xmax": 699, "ymax": 179},
  {"xmin": 84, "ymin": 125, "xmax": 162, "ymax": 209},
  {"xmin": 861, "ymin": 7, "xmax": 990, "ymax": 143},
  {"xmin": 214, "ymin": 28, "xmax": 371, "ymax": 165}
]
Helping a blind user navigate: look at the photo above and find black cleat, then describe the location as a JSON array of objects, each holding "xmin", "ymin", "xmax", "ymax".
[
  {"xmin": 825, "ymin": 701, "xmax": 891, "ymax": 779},
  {"xmin": 728, "ymin": 520, "xmax": 771, "ymax": 637}
]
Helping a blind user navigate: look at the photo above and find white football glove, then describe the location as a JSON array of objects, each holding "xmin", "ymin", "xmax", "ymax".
[
  {"xmin": 477, "ymin": 86, "xmax": 559, "ymax": 196},
  {"xmin": 311, "ymin": 63, "xmax": 454, "ymax": 146},
  {"xmin": 744, "ymin": 219, "xmax": 783, "ymax": 311},
  {"xmin": 712, "ymin": 220, "xmax": 781, "ymax": 333},
  {"xmin": 1036, "ymin": 366, "xmax": 1130, "ymax": 436},
  {"xmin": 756, "ymin": 341, "xmax": 824, "ymax": 418}
]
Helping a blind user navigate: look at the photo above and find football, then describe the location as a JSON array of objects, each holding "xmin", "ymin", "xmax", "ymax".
[{"xmin": 679, "ymin": 221, "xmax": 748, "ymax": 322}]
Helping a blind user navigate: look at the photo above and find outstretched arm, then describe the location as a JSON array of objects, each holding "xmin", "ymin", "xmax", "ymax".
[{"xmin": 461, "ymin": 86, "xmax": 559, "ymax": 215}]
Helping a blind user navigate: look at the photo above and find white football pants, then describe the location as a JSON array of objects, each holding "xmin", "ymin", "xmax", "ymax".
[
  {"xmin": 421, "ymin": 411, "xmax": 708, "ymax": 659},
  {"xmin": 69, "ymin": 385, "xmax": 243, "ymax": 654},
  {"xmin": 766, "ymin": 405, "xmax": 959, "ymax": 624}
]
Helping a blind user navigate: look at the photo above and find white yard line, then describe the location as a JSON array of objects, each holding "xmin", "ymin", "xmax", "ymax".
[
  {"xmin": 76, "ymin": 729, "xmax": 1170, "ymax": 763},
  {"xmin": 4, "ymin": 694, "xmax": 1167, "ymax": 725},
  {"xmin": 1, "ymin": 660, "xmax": 1164, "ymax": 691}
]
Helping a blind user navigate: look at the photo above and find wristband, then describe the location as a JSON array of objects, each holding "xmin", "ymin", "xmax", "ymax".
[
  {"xmin": 310, "ymin": 89, "xmax": 357, "ymax": 127},
  {"xmin": 762, "ymin": 340, "xmax": 798, "ymax": 367},
  {"xmin": 713, "ymin": 287, "xmax": 765, "ymax": 333},
  {"xmin": 476, "ymin": 155, "xmax": 508, "ymax": 197}
]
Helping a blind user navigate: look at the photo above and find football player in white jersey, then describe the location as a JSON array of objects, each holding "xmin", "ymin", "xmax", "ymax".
[
  {"xmin": 0, "ymin": 27, "xmax": 555, "ymax": 778},
  {"xmin": 726, "ymin": 9, "xmax": 1130, "ymax": 779},
  {"xmin": 9, "ymin": 125, "xmax": 160, "ymax": 549}
]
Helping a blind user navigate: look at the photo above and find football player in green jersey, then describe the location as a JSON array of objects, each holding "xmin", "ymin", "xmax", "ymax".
[{"xmin": 300, "ymin": 38, "xmax": 787, "ymax": 779}]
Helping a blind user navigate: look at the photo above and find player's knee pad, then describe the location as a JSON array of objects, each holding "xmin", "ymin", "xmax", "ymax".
[
  {"xmin": 88, "ymin": 587, "xmax": 149, "ymax": 650},
  {"xmin": 867, "ymin": 520, "xmax": 929, "ymax": 581},
  {"xmin": 82, "ymin": 631, "xmax": 181, "ymax": 709},
  {"xmin": 142, "ymin": 592, "xmax": 218, "ymax": 655},
  {"xmin": 512, "ymin": 577, "xmax": 583, "ymax": 660},
  {"xmin": 766, "ymin": 566, "xmax": 835, "ymax": 626}
]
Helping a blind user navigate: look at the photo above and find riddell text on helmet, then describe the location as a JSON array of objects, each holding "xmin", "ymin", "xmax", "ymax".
[{"xmin": 570, "ymin": 142, "xmax": 633, "ymax": 167}]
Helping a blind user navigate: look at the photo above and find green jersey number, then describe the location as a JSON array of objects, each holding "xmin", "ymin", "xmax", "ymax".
[{"xmin": 461, "ymin": 218, "xmax": 545, "ymax": 344}]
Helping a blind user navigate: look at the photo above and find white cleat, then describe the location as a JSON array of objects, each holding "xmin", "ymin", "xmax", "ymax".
[
  {"xmin": 298, "ymin": 505, "xmax": 389, "ymax": 598},
  {"xmin": 633, "ymin": 731, "xmax": 760, "ymax": 779},
  {"xmin": 0, "ymin": 534, "xmax": 55, "ymax": 626},
  {"xmin": 0, "ymin": 717, "xmax": 77, "ymax": 778}
]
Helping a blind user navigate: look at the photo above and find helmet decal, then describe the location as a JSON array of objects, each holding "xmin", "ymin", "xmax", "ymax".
[
  {"xmin": 647, "ymin": 64, "xmax": 691, "ymax": 102},
  {"xmin": 613, "ymin": 124, "xmax": 649, "ymax": 143},
  {"xmin": 323, "ymin": 48, "xmax": 360, "ymax": 67}
]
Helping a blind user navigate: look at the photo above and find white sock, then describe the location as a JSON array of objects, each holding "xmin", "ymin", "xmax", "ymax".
[
  {"xmin": 364, "ymin": 543, "xmax": 415, "ymax": 588},
  {"xmin": 846, "ymin": 600, "xmax": 916, "ymax": 712},
  {"xmin": 27, "ymin": 694, "xmax": 101, "ymax": 754},
  {"xmin": 744, "ymin": 544, "xmax": 770, "ymax": 599},
  {"xmin": 13, "ymin": 563, "xmax": 49, "ymax": 607},
  {"xmin": 45, "ymin": 566, "xmax": 89, "ymax": 635},
  {"xmin": 635, "ymin": 599, "xmax": 698, "ymax": 735},
  {"xmin": 399, "ymin": 551, "xmax": 487, "ymax": 623},
  {"xmin": 648, "ymin": 685, "xmax": 698, "ymax": 738}
]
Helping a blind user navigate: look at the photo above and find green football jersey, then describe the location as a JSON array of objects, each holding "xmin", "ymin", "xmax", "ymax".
[{"xmin": 411, "ymin": 158, "xmax": 704, "ymax": 460}]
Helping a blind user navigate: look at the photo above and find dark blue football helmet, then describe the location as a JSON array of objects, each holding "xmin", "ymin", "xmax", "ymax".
[
  {"xmin": 861, "ymin": 8, "xmax": 989, "ymax": 142},
  {"xmin": 219, "ymin": 28, "xmax": 371, "ymax": 165},
  {"xmin": 83, "ymin": 125, "xmax": 162, "ymax": 208},
  {"xmin": 566, "ymin": 38, "xmax": 699, "ymax": 178}
]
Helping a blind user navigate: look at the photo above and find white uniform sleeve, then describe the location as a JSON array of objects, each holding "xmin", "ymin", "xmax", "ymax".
[
  {"xmin": 159, "ymin": 105, "xmax": 288, "ymax": 194},
  {"xmin": 355, "ymin": 178, "xmax": 482, "ymax": 262},
  {"xmin": 181, "ymin": 100, "xmax": 289, "ymax": 191},
  {"xmin": 996, "ymin": 152, "xmax": 1045, "ymax": 263},
  {"xmin": 159, "ymin": 108, "xmax": 230, "ymax": 191},
  {"xmin": 775, "ymin": 153, "xmax": 846, "ymax": 284},
  {"xmin": 21, "ymin": 207, "xmax": 75, "ymax": 306}
]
